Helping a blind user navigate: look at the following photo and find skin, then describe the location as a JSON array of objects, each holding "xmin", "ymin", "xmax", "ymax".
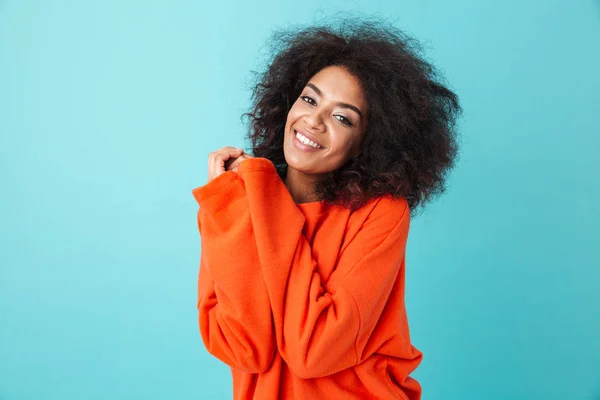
[
  {"xmin": 283, "ymin": 65, "xmax": 368, "ymax": 203},
  {"xmin": 207, "ymin": 146, "xmax": 244, "ymax": 182},
  {"xmin": 211, "ymin": 66, "xmax": 368, "ymax": 204}
]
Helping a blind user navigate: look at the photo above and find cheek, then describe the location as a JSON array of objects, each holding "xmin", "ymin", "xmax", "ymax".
[
  {"xmin": 330, "ymin": 133, "xmax": 358, "ymax": 153},
  {"xmin": 286, "ymin": 103, "xmax": 302, "ymax": 123}
]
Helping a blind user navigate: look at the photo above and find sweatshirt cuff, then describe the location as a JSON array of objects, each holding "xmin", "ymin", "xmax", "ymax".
[
  {"xmin": 238, "ymin": 157, "xmax": 278, "ymax": 175},
  {"xmin": 191, "ymin": 171, "xmax": 245, "ymax": 214}
]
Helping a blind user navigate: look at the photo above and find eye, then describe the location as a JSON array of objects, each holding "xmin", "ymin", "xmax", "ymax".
[
  {"xmin": 300, "ymin": 95, "xmax": 354, "ymax": 127},
  {"xmin": 300, "ymin": 96, "xmax": 316, "ymax": 106},
  {"xmin": 335, "ymin": 115, "xmax": 353, "ymax": 127}
]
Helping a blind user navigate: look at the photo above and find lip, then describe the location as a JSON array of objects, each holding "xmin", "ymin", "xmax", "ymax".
[{"xmin": 293, "ymin": 128, "xmax": 325, "ymax": 148}]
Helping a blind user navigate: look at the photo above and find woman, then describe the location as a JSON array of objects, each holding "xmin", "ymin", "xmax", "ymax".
[{"xmin": 192, "ymin": 19, "xmax": 460, "ymax": 400}]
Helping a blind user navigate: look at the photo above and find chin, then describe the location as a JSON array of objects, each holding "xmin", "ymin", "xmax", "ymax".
[
  {"xmin": 283, "ymin": 153, "xmax": 309, "ymax": 172},
  {"xmin": 285, "ymin": 156, "xmax": 338, "ymax": 177}
]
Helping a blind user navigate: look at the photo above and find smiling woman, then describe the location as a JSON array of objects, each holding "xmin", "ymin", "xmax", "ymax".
[
  {"xmin": 243, "ymin": 19, "xmax": 460, "ymax": 213},
  {"xmin": 192, "ymin": 16, "xmax": 461, "ymax": 400},
  {"xmin": 283, "ymin": 65, "xmax": 368, "ymax": 203}
]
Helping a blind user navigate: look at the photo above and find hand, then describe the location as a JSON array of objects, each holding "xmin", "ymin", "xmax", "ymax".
[
  {"xmin": 207, "ymin": 146, "xmax": 244, "ymax": 183},
  {"xmin": 226, "ymin": 152, "xmax": 254, "ymax": 173}
]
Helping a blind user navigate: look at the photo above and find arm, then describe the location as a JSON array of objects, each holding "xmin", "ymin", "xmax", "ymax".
[
  {"xmin": 193, "ymin": 171, "xmax": 275, "ymax": 373},
  {"xmin": 236, "ymin": 158, "xmax": 413, "ymax": 379}
]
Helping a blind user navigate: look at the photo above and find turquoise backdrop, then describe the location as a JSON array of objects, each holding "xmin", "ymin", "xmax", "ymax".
[{"xmin": 1, "ymin": 1, "xmax": 599, "ymax": 399}]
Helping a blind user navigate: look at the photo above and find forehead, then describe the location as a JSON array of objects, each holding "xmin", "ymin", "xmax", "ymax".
[{"xmin": 307, "ymin": 66, "xmax": 366, "ymax": 109}]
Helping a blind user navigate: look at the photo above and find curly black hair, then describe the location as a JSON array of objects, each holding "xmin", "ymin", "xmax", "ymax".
[{"xmin": 242, "ymin": 17, "xmax": 461, "ymax": 213}]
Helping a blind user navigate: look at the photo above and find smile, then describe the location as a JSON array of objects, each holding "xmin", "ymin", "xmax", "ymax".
[{"xmin": 294, "ymin": 130, "xmax": 324, "ymax": 149}]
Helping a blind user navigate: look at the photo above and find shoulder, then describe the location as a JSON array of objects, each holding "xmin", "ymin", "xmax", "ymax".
[
  {"xmin": 346, "ymin": 195, "xmax": 410, "ymax": 238},
  {"xmin": 362, "ymin": 195, "xmax": 410, "ymax": 225}
]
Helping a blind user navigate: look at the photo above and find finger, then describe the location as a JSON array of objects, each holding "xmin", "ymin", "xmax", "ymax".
[
  {"xmin": 221, "ymin": 150, "xmax": 243, "ymax": 167},
  {"xmin": 230, "ymin": 158, "xmax": 248, "ymax": 173},
  {"xmin": 218, "ymin": 146, "xmax": 244, "ymax": 157},
  {"xmin": 209, "ymin": 146, "xmax": 242, "ymax": 157},
  {"xmin": 224, "ymin": 157, "xmax": 237, "ymax": 170},
  {"xmin": 217, "ymin": 150, "xmax": 243, "ymax": 173},
  {"xmin": 209, "ymin": 148, "xmax": 242, "ymax": 163},
  {"xmin": 226, "ymin": 155, "xmax": 247, "ymax": 171},
  {"xmin": 209, "ymin": 147, "xmax": 243, "ymax": 169},
  {"xmin": 207, "ymin": 148, "xmax": 246, "ymax": 181}
]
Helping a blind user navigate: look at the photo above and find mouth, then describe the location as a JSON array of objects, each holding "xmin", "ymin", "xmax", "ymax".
[{"xmin": 293, "ymin": 129, "xmax": 325, "ymax": 149}]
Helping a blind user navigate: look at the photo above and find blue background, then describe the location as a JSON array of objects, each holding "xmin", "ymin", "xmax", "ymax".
[{"xmin": 1, "ymin": 1, "xmax": 599, "ymax": 399}]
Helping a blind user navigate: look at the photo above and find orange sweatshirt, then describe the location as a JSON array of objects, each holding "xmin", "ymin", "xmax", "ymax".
[{"xmin": 192, "ymin": 157, "xmax": 423, "ymax": 400}]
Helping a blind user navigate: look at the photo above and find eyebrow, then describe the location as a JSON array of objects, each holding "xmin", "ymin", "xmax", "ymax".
[{"xmin": 306, "ymin": 83, "xmax": 363, "ymax": 118}]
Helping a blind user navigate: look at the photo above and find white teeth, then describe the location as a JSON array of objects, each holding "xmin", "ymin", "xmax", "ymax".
[{"xmin": 295, "ymin": 131, "xmax": 323, "ymax": 149}]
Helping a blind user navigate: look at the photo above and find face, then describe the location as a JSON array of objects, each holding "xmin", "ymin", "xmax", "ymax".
[{"xmin": 283, "ymin": 65, "xmax": 367, "ymax": 177}]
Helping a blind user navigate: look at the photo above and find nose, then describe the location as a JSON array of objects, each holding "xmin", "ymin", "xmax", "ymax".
[{"xmin": 303, "ymin": 109, "xmax": 326, "ymax": 132}]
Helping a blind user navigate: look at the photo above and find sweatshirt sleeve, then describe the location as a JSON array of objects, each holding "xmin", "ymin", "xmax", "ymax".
[
  {"xmin": 236, "ymin": 158, "xmax": 411, "ymax": 379},
  {"xmin": 192, "ymin": 171, "xmax": 275, "ymax": 373}
]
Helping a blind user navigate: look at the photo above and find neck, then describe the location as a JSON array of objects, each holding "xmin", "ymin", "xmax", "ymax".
[{"xmin": 284, "ymin": 167, "xmax": 322, "ymax": 204}]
